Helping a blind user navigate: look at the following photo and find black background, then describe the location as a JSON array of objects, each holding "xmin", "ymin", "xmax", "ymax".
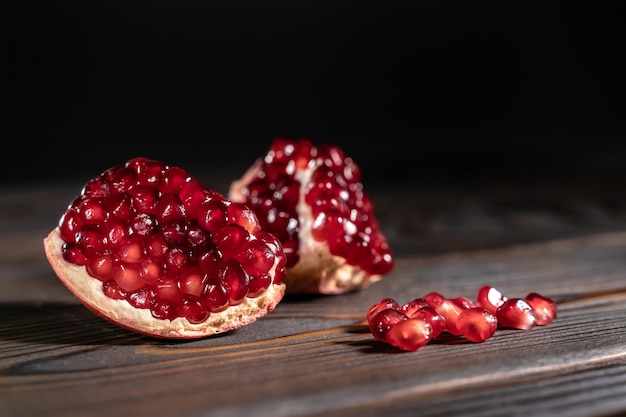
[{"xmin": 4, "ymin": 1, "xmax": 626, "ymax": 188}]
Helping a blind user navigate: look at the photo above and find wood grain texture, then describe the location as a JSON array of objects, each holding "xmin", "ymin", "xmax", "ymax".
[{"xmin": 2, "ymin": 179, "xmax": 626, "ymax": 417}]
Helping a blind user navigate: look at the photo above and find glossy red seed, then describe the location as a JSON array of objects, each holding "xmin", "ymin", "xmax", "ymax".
[
  {"xmin": 386, "ymin": 318, "xmax": 433, "ymax": 351},
  {"xmin": 434, "ymin": 298, "xmax": 470, "ymax": 336},
  {"xmin": 237, "ymin": 239, "xmax": 276, "ymax": 276},
  {"xmin": 456, "ymin": 307, "xmax": 498, "ymax": 342},
  {"xmin": 220, "ymin": 259, "xmax": 250, "ymax": 305},
  {"xmin": 367, "ymin": 298, "xmax": 400, "ymax": 322},
  {"xmin": 368, "ymin": 308, "xmax": 407, "ymax": 343},
  {"xmin": 476, "ymin": 285, "xmax": 508, "ymax": 314},
  {"xmin": 399, "ymin": 298, "xmax": 429, "ymax": 317},
  {"xmin": 113, "ymin": 262, "xmax": 144, "ymax": 292},
  {"xmin": 525, "ymin": 292, "xmax": 557, "ymax": 326},
  {"xmin": 407, "ymin": 305, "xmax": 446, "ymax": 338},
  {"xmin": 497, "ymin": 298, "xmax": 537, "ymax": 330},
  {"xmin": 423, "ymin": 292, "xmax": 445, "ymax": 309},
  {"xmin": 177, "ymin": 299, "xmax": 210, "ymax": 324}
]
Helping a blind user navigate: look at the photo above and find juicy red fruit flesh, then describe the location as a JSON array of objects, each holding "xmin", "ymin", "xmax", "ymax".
[
  {"xmin": 235, "ymin": 138, "xmax": 394, "ymax": 276},
  {"xmin": 58, "ymin": 157, "xmax": 286, "ymax": 324}
]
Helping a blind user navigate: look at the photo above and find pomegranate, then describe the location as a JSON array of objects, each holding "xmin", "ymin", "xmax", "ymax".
[
  {"xmin": 228, "ymin": 137, "xmax": 394, "ymax": 294},
  {"xmin": 43, "ymin": 157, "xmax": 287, "ymax": 339}
]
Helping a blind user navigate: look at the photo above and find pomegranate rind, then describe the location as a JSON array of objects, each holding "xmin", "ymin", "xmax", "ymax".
[
  {"xmin": 229, "ymin": 156, "xmax": 384, "ymax": 295},
  {"xmin": 44, "ymin": 227, "xmax": 286, "ymax": 339}
]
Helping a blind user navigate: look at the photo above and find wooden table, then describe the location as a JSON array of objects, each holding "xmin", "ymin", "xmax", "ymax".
[{"xmin": 2, "ymin": 167, "xmax": 626, "ymax": 417}]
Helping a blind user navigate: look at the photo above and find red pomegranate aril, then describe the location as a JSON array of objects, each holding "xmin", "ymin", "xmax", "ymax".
[
  {"xmin": 476, "ymin": 285, "xmax": 507, "ymax": 314},
  {"xmin": 213, "ymin": 224, "xmax": 250, "ymax": 259},
  {"xmin": 127, "ymin": 287, "xmax": 152, "ymax": 309},
  {"xmin": 75, "ymin": 226, "xmax": 106, "ymax": 258},
  {"xmin": 423, "ymin": 292, "xmax": 445, "ymax": 309},
  {"xmin": 248, "ymin": 274, "xmax": 272, "ymax": 297},
  {"xmin": 103, "ymin": 280, "xmax": 127, "ymax": 300},
  {"xmin": 497, "ymin": 298, "xmax": 537, "ymax": 330},
  {"xmin": 179, "ymin": 267, "xmax": 207, "ymax": 297},
  {"xmin": 160, "ymin": 221, "xmax": 186, "ymax": 245},
  {"xmin": 177, "ymin": 299, "xmax": 210, "ymax": 324},
  {"xmin": 369, "ymin": 308, "xmax": 408, "ymax": 343},
  {"xmin": 105, "ymin": 193, "xmax": 134, "ymax": 221},
  {"xmin": 237, "ymin": 239, "xmax": 276, "ymax": 276},
  {"xmin": 161, "ymin": 166, "xmax": 190, "ymax": 194},
  {"xmin": 140, "ymin": 257, "xmax": 162, "ymax": 286},
  {"xmin": 228, "ymin": 138, "xmax": 394, "ymax": 294},
  {"xmin": 155, "ymin": 276, "xmax": 183, "ymax": 302},
  {"xmin": 525, "ymin": 292, "xmax": 558, "ymax": 326},
  {"xmin": 367, "ymin": 298, "xmax": 401, "ymax": 322},
  {"xmin": 197, "ymin": 199, "xmax": 228, "ymax": 234},
  {"xmin": 130, "ymin": 185, "xmax": 160, "ymax": 213},
  {"xmin": 399, "ymin": 298, "xmax": 430, "ymax": 317},
  {"xmin": 386, "ymin": 318, "xmax": 433, "ymax": 352},
  {"xmin": 114, "ymin": 262, "xmax": 144, "ymax": 293},
  {"xmin": 155, "ymin": 193, "xmax": 187, "ymax": 223},
  {"xmin": 202, "ymin": 279, "xmax": 230, "ymax": 311},
  {"xmin": 77, "ymin": 198, "xmax": 108, "ymax": 224},
  {"xmin": 117, "ymin": 236, "xmax": 146, "ymax": 263},
  {"xmin": 62, "ymin": 242, "xmax": 88, "ymax": 265},
  {"xmin": 456, "ymin": 307, "xmax": 498, "ymax": 342},
  {"xmin": 408, "ymin": 305, "xmax": 446, "ymax": 338},
  {"xmin": 220, "ymin": 259, "xmax": 250, "ymax": 305},
  {"xmin": 44, "ymin": 157, "xmax": 287, "ymax": 339},
  {"xmin": 86, "ymin": 254, "xmax": 115, "ymax": 282},
  {"xmin": 434, "ymin": 298, "xmax": 470, "ymax": 336}
]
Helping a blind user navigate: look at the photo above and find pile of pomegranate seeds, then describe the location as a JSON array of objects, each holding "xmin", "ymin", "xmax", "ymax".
[
  {"xmin": 366, "ymin": 285, "xmax": 557, "ymax": 351},
  {"xmin": 57, "ymin": 157, "xmax": 286, "ymax": 324}
]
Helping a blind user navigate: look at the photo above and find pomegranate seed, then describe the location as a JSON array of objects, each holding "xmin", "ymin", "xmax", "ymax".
[
  {"xmin": 434, "ymin": 298, "xmax": 470, "ymax": 336},
  {"xmin": 368, "ymin": 308, "xmax": 407, "ymax": 342},
  {"xmin": 114, "ymin": 262, "xmax": 144, "ymax": 292},
  {"xmin": 386, "ymin": 318, "xmax": 433, "ymax": 351},
  {"xmin": 476, "ymin": 285, "xmax": 507, "ymax": 314},
  {"xmin": 497, "ymin": 298, "xmax": 537, "ymax": 330},
  {"xmin": 423, "ymin": 292, "xmax": 445, "ymax": 309},
  {"xmin": 399, "ymin": 298, "xmax": 429, "ymax": 317},
  {"xmin": 456, "ymin": 307, "xmax": 498, "ymax": 342},
  {"xmin": 407, "ymin": 305, "xmax": 446, "ymax": 338},
  {"xmin": 367, "ymin": 298, "xmax": 400, "ymax": 322},
  {"xmin": 177, "ymin": 299, "xmax": 210, "ymax": 324},
  {"xmin": 525, "ymin": 292, "xmax": 558, "ymax": 326},
  {"xmin": 220, "ymin": 259, "xmax": 250, "ymax": 305}
]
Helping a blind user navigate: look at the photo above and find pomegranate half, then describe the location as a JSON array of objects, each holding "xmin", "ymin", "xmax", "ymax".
[
  {"xmin": 44, "ymin": 157, "xmax": 286, "ymax": 339},
  {"xmin": 229, "ymin": 138, "xmax": 394, "ymax": 294}
]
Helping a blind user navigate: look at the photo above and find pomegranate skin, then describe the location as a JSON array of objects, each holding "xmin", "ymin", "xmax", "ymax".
[
  {"xmin": 43, "ymin": 157, "xmax": 287, "ymax": 339},
  {"xmin": 229, "ymin": 138, "xmax": 394, "ymax": 294}
]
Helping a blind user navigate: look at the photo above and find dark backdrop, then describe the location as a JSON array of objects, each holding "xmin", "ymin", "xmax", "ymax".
[{"xmin": 4, "ymin": 1, "xmax": 626, "ymax": 187}]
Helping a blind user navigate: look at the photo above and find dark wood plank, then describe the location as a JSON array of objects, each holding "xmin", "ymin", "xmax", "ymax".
[{"xmin": 2, "ymin": 180, "xmax": 626, "ymax": 417}]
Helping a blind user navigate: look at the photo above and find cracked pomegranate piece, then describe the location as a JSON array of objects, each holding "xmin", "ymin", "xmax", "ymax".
[
  {"xmin": 525, "ymin": 292, "xmax": 558, "ymax": 326},
  {"xmin": 228, "ymin": 138, "xmax": 394, "ymax": 294},
  {"xmin": 43, "ymin": 157, "xmax": 287, "ymax": 339}
]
